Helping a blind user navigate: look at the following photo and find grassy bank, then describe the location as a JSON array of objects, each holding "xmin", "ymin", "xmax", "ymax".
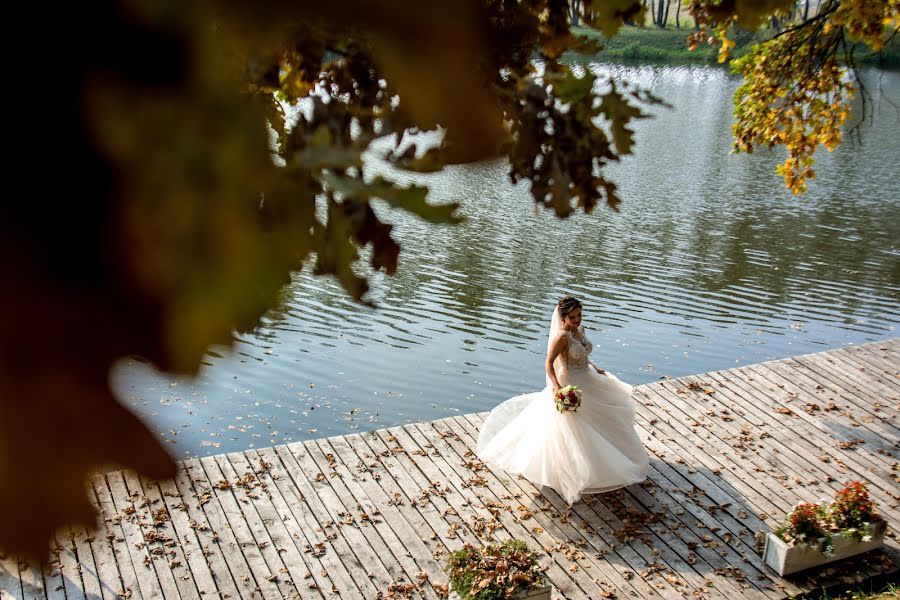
[
  {"xmin": 795, "ymin": 582, "xmax": 899, "ymax": 600},
  {"xmin": 572, "ymin": 25, "xmax": 900, "ymax": 67}
]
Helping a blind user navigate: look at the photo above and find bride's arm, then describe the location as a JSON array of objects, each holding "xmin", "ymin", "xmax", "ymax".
[
  {"xmin": 589, "ymin": 360, "xmax": 606, "ymax": 375},
  {"xmin": 545, "ymin": 334, "xmax": 568, "ymax": 392}
]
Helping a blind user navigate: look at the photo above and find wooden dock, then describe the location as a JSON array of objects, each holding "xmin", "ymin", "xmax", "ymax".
[{"xmin": 2, "ymin": 340, "xmax": 898, "ymax": 599}]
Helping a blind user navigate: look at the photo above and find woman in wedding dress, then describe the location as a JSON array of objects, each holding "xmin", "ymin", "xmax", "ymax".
[{"xmin": 476, "ymin": 295, "xmax": 649, "ymax": 505}]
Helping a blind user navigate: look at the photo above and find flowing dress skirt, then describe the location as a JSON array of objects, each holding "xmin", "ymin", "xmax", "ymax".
[{"xmin": 476, "ymin": 367, "xmax": 649, "ymax": 505}]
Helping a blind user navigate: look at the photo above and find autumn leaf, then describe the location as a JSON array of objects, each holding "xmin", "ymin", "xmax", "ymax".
[
  {"xmin": 585, "ymin": 0, "xmax": 646, "ymax": 37},
  {"xmin": 320, "ymin": 173, "xmax": 462, "ymax": 225},
  {"xmin": 599, "ymin": 85, "xmax": 646, "ymax": 155}
]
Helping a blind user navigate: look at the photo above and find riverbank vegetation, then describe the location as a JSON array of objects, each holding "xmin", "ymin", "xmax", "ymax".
[{"xmin": 573, "ymin": 26, "xmax": 899, "ymax": 66}]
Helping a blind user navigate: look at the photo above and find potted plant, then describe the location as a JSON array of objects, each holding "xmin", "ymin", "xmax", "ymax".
[
  {"xmin": 763, "ymin": 482, "xmax": 887, "ymax": 576},
  {"xmin": 445, "ymin": 540, "xmax": 551, "ymax": 600}
]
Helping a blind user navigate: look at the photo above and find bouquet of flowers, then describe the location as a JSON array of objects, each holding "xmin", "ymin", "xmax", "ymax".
[{"xmin": 554, "ymin": 385, "xmax": 582, "ymax": 413}]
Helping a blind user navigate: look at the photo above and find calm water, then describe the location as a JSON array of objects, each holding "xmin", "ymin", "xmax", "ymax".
[{"xmin": 114, "ymin": 64, "xmax": 900, "ymax": 458}]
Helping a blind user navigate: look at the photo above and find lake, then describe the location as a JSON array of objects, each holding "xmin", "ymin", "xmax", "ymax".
[{"xmin": 113, "ymin": 63, "xmax": 900, "ymax": 458}]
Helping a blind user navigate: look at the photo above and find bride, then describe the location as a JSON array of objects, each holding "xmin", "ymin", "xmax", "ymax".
[{"xmin": 476, "ymin": 295, "xmax": 649, "ymax": 505}]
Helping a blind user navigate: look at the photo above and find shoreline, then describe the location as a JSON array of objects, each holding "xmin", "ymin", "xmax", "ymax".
[{"xmin": 571, "ymin": 25, "xmax": 900, "ymax": 67}]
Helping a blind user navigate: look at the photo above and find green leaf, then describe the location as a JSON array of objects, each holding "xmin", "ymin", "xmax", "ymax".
[
  {"xmin": 552, "ymin": 70, "xmax": 597, "ymax": 105},
  {"xmin": 599, "ymin": 86, "xmax": 646, "ymax": 155},
  {"xmin": 584, "ymin": 0, "xmax": 645, "ymax": 38},
  {"xmin": 313, "ymin": 198, "xmax": 369, "ymax": 301},
  {"xmin": 320, "ymin": 172, "xmax": 463, "ymax": 224}
]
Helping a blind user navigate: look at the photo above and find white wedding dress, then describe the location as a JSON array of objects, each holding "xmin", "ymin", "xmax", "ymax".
[{"xmin": 476, "ymin": 318, "xmax": 649, "ymax": 505}]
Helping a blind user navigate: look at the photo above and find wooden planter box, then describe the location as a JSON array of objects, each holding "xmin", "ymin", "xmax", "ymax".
[
  {"xmin": 450, "ymin": 584, "xmax": 553, "ymax": 600},
  {"xmin": 763, "ymin": 520, "xmax": 887, "ymax": 576}
]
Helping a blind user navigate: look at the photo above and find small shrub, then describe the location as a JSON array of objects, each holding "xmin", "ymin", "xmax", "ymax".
[{"xmin": 446, "ymin": 540, "xmax": 546, "ymax": 600}]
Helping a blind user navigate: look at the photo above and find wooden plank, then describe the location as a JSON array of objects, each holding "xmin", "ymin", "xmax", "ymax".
[
  {"xmin": 120, "ymin": 470, "xmax": 193, "ymax": 600},
  {"xmin": 195, "ymin": 455, "xmax": 289, "ymax": 599},
  {"xmin": 631, "ymin": 389, "xmax": 776, "ymax": 536},
  {"xmin": 824, "ymin": 345, "xmax": 900, "ymax": 398},
  {"xmin": 180, "ymin": 458, "xmax": 265, "ymax": 600},
  {"xmin": 33, "ymin": 341, "xmax": 898, "ymax": 600},
  {"xmin": 718, "ymin": 362, "xmax": 897, "ymax": 477},
  {"xmin": 735, "ymin": 363, "xmax": 899, "ymax": 501},
  {"xmin": 403, "ymin": 421, "xmax": 609, "ymax": 600},
  {"xmin": 90, "ymin": 474, "xmax": 144, "ymax": 600},
  {"xmin": 794, "ymin": 352, "xmax": 900, "ymax": 433},
  {"xmin": 71, "ymin": 524, "xmax": 114, "ymax": 600},
  {"xmin": 210, "ymin": 454, "xmax": 307, "ymax": 599},
  {"xmin": 645, "ymin": 377, "xmax": 809, "ymax": 512},
  {"xmin": 789, "ymin": 352, "xmax": 900, "ymax": 428},
  {"xmin": 54, "ymin": 528, "xmax": 87, "ymax": 600},
  {"xmin": 104, "ymin": 471, "xmax": 167, "ymax": 599},
  {"xmin": 630, "ymin": 382, "xmax": 830, "ymax": 595},
  {"xmin": 273, "ymin": 442, "xmax": 398, "ymax": 594},
  {"xmin": 346, "ymin": 429, "xmax": 469, "ymax": 591},
  {"xmin": 692, "ymin": 368, "xmax": 899, "ymax": 588},
  {"xmin": 43, "ymin": 545, "xmax": 68, "ymax": 600},
  {"xmin": 455, "ymin": 412, "xmax": 782, "ymax": 599},
  {"xmin": 18, "ymin": 559, "xmax": 46, "ymax": 600},
  {"xmin": 449, "ymin": 413, "xmax": 697, "ymax": 599},
  {"xmin": 662, "ymin": 367, "xmax": 893, "ymax": 511},
  {"xmin": 0, "ymin": 549, "xmax": 22, "ymax": 600},
  {"xmin": 446, "ymin": 413, "xmax": 695, "ymax": 597},
  {"xmin": 358, "ymin": 430, "xmax": 479, "ymax": 546},
  {"xmin": 255, "ymin": 446, "xmax": 380, "ymax": 598},
  {"xmin": 321, "ymin": 435, "xmax": 446, "ymax": 597},
  {"xmin": 724, "ymin": 362, "xmax": 894, "ymax": 459},
  {"xmin": 342, "ymin": 432, "xmax": 453, "ymax": 557},
  {"xmin": 243, "ymin": 449, "xmax": 364, "ymax": 600},
  {"xmin": 166, "ymin": 463, "xmax": 245, "ymax": 600},
  {"xmin": 447, "ymin": 414, "xmax": 764, "ymax": 600},
  {"xmin": 354, "ymin": 430, "xmax": 482, "ymax": 555},
  {"xmin": 674, "ymin": 369, "xmax": 875, "ymax": 501},
  {"xmin": 637, "ymin": 382, "xmax": 789, "ymax": 518},
  {"xmin": 136, "ymin": 473, "xmax": 208, "ymax": 600},
  {"xmin": 697, "ymin": 370, "xmax": 859, "ymax": 492},
  {"xmin": 305, "ymin": 438, "xmax": 439, "ymax": 600},
  {"xmin": 841, "ymin": 343, "xmax": 900, "ymax": 377},
  {"xmin": 382, "ymin": 425, "xmax": 595, "ymax": 600},
  {"xmin": 589, "ymin": 405, "xmax": 803, "ymax": 597},
  {"xmin": 145, "ymin": 475, "xmax": 219, "ymax": 600},
  {"xmin": 220, "ymin": 452, "xmax": 325, "ymax": 599},
  {"xmin": 278, "ymin": 442, "xmax": 399, "ymax": 592}
]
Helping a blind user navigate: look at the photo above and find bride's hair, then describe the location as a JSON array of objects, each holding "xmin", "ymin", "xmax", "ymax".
[{"xmin": 557, "ymin": 295, "xmax": 582, "ymax": 317}]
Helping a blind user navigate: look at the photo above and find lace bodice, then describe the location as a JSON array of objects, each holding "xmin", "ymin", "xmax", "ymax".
[{"xmin": 564, "ymin": 328, "xmax": 592, "ymax": 370}]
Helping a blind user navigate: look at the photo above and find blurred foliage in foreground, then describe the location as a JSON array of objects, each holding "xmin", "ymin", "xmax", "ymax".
[{"xmin": 0, "ymin": 0, "xmax": 896, "ymax": 559}]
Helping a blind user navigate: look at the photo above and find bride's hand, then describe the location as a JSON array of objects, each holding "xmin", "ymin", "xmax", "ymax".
[{"xmin": 594, "ymin": 365, "xmax": 606, "ymax": 375}]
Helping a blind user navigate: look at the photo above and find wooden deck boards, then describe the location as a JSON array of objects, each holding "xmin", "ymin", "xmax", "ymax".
[{"xmin": 4, "ymin": 340, "xmax": 898, "ymax": 599}]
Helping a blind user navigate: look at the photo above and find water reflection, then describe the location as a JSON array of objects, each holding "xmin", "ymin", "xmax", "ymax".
[{"xmin": 113, "ymin": 64, "xmax": 899, "ymax": 458}]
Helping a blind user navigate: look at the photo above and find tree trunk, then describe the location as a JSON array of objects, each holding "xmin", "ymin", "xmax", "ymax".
[
  {"xmin": 663, "ymin": 0, "xmax": 672, "ymax": 28},
  {"xmin": 803, "ymin": 0, "xmax": 810, "ymax": 21},
  {"xmin": 675, "ymin": 0, "xmax": 681, "ymax": 29},
  {"xmin": 569, "ymin": 0, "xmax": 581, "ymax": 27},
  {"xmin": 656, "ymin": 0, "xmax": 665, "ymax": 28}
]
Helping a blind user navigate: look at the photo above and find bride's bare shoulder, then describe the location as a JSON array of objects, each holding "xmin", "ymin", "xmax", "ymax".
[{"xmin": 549, "ymin": 331, "xmax": 569, "ymax": 350}]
